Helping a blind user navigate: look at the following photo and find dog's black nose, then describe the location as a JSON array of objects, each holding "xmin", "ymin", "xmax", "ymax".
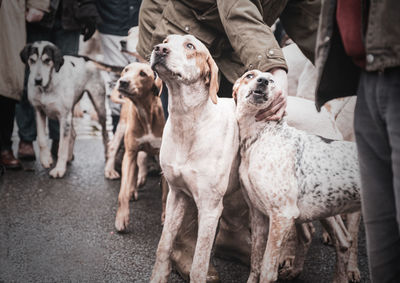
[
  {"xmin": 119, "ymin": 80, "xmax": 129, "ymax": 88},
  {"xmin": 154, "ymin": 44, "xmax": 169, "ymax": 56},
  {"xmin": 35, "ymin": 77, "xmax": 42, "ymax": 86},
  {"xmin": 257, "ymin": 77, "xmax": 269, "ymax": 86},
  {"xmin": 120, "ymin": 40, "xmax": 127, "ymax": 50}
]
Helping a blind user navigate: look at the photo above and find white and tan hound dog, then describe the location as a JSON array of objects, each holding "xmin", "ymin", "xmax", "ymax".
[
  {"xmin": 149, "ymin": 34, "xmax": 240, "ymax": 282},
  {"xmin": 20, "ymin": 41, "xmax": 116, "ymax": 178},
  {"xmin": 234, "ymin": 70, "xmax": 361, "ymax": 283}
]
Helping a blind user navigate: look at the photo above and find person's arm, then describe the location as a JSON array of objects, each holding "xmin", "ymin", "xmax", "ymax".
[
  {"xmin": 26, "ymin": 0, "xmax": 50, "ymax": 22},
  {"xmin": 217, "ymin": 0, "xmax": 288, "ymax": 121}
]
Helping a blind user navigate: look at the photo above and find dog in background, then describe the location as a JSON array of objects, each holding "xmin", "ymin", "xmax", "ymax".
[
  {"xmin": 234, "ymin": 70, "xmax": 361, "ymax": 283},
  {"xmin": 109, "ymin": 62, "xmax": 168, "ymax": 230},
  {"xmin": 20, "ymin": 41, "xmax": 120, "ymax": 178}
]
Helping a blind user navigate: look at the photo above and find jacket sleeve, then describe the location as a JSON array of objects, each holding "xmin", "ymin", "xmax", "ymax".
[
  {"xmin": 216, "ymin": 0, "xmax": 287, "ymax": 72},
  {"xmin": 279, "ymin": 0, "xmax": 320, "ymax": 64},
  {"xmin": 26, "ymin": 0, "xmax": 50, "ymax": 12}
]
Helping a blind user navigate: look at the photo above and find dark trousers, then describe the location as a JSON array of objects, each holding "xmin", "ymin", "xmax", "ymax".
[
  {"xmin": 354, "ymin": 67, "xmax": 400, "ymax": 283},
  {"xmin": 0, "ymin": 96, "xmax": 17, "ymax": 151},
  {"xmin": 15, "ymin": 21, "xmax": 79, "ymax": 142}
]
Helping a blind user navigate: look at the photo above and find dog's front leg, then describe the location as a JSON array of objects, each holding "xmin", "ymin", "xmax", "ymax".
[
  {"xmin": 260, "ymin": 214, "xmax": 294, "ymax": 283},
  {"xmin": 104, "ymin": 120, "xmax": 126, "ymax": 179},
  {"xmin": 49, "ymin": 113, "xmax": 72, "ymax": 178},
  {"xmin": 115, "ymin": 146, "xmax": 138, "ymax": 232},
  {"xmin": 247, "ymin": 206, "xmax": 268, "ymax": 283},
  {"xmin": 36, "ymin": 110, "xmax": 53, "ymax": 168},
  {"xmin": 151, "ymin": 189, "xmax": 188, "ymax": 283},
  {"xmin": 160, "ymin": 176, "xmax": 169, "ymax": 225},
  {"xmin": 190, "ymin": 199, "xmax": 224, "ymax": 283}
]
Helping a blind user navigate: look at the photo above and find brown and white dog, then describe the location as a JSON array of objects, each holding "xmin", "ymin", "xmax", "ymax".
[
  {"xmin": 234, "ymin": 70, "xmax": 361, "ymax": 283},
  {"xmin": 110, "ymin": 62, "xmax": 168, "ymax": 231}
]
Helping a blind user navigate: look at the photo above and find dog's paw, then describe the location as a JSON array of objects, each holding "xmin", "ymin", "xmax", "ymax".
[
  {"xmin": 115, "ymin": 210, "xmax": 129, "ymax": 232},
  {"xmin": 137, "ymin": 173, "xmax": 147, "ymax": 187},
  {"xmin": 278, "ymin": 256, "xmax": 300, "ymax": 280},
  {"xmin": 104, "ymin": 168, "xmax": 120, "ymax": 180},
  {"xmin": 133, "ymin": 190, "xmax": 138, "ymax": 201},
  {"xmin": 40, "ymin": 152, "xmax": 53, "ymax": 168},
  {"xmin": 49, "ymin": 166, "xmax": 66, "ymax": 178},
  {"xmin": 322, "ymin": 230, "xmax": 333, "ymax": 246},
  {"xmin": 347, "ymin": 268, "xmax": 361, "ymax": 283}
]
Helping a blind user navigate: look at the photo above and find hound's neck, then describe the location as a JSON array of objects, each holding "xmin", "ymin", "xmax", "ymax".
[
  {"xmin": 165, "ymin": 80, "xmax": 214, "ymax": 132},
  {"xmin": 132, "ymin": 94, "xmax": 159, "ymax": 133},
  {"xmin": 238, "ymin": 112, "xmax": 286, "ymax": 151}
]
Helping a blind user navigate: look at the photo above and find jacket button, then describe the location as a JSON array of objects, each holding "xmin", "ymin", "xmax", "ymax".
[
  {"xmin": 249, "ymin": 64, "xmax": 253, "ymax": 68},
  {"xmin": 185, "ymin": 26, "xmax": 190, "ymax": 32},
  {"xmin": 268, "ymin": 50, "xmax": 274, "ymax": 56},
  {"xmin": 129, "ymin": 6, "xmax": 134, "ymax": 10},
  {"xmin": 257, "ymin": 55, "xmax": 262, "ymax": 60},
  {"xmin": 366, "ymin": 54, "xmax": 374, "ymax": 63},
  {"xmin": 324, "ymin": 36, "xmax": 330, "ymax": 43}
]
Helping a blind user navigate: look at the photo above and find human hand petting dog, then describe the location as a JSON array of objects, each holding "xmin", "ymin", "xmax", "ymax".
[
  {"xmin": 25, "ymin": 8, "xmax": 45, "ymax": 23},
  {"xmin": 255, "ymin": 67, "xmax": 288, "ymax": 121}
]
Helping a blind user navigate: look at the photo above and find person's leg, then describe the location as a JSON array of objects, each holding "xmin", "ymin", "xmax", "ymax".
[
  {"xmin": 0, "ymin": 96, "xmax": 21, "ymax": 169},
  {"xmin": 354, "ymin": 69, "xmax": 400, "ymax": 283},
  {"xmin": 99, "ymin": 33, "xmax": 133, "ymax": 133}
]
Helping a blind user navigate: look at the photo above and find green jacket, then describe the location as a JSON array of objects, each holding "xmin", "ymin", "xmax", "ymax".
[
  {"xmin": 137, "ymin": 0, "xmax": 321, "ymax": 84},
  {"xmin": 314, "ymin": 0, "xmax": 400, "ymax": 110}
]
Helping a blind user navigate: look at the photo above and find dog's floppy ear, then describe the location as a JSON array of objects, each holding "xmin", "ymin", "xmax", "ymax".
[
  {"xmin": 152, "ymin": 71, "xmax": 163, "ymax": 96},
  {"xmin": 232, "ymin": 78, "xmax": 241, "ymax": 102},
  {"xmin": 206, "ymin": 54, "xmax": 219, "ymax": 104},
  {"xmin": 20, "ymin": 43, "xmax": 33, "ymax": 65},
  {"xmin": 44, "ymin": 45, "xmax": 64, "ymax": 72}
]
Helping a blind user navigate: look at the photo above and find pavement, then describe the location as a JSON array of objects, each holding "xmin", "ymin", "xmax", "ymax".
[{"xmin": 0, "ymin": 138, "xmax": 371, "ymax": 282}]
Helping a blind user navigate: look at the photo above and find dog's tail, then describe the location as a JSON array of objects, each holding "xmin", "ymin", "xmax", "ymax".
[{"xmin": 74, "ymin": 55, "xmax": 124, "ymax": 74}]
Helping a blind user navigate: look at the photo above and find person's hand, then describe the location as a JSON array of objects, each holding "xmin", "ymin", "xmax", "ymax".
[
  {"xmin": 255, "ymin": 67, "xmax": 288, "ymax": 121},
  {"xmin": 26, "ymin": 8, "xmax": 45, "ymax": 23}
]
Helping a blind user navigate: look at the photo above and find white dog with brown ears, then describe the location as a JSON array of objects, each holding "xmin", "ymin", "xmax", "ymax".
[
  {"xmin": 233, "ymin": 69, "xmax": 361, "ymax": 283},
  {"xmin": 149, "ymin": 34, "xmax": 240, "ymax": 282}
]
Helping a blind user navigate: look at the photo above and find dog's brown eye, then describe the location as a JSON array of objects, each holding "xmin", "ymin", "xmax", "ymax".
[
  {"xmin": 139, "ymin": 71, "xmax": 147, "ymax": 77},
  {"xmin": 269, "ymin": 79, "xmax": 274, "ymax": 84},
  {"xmin": 29, "ymin": 58, "xmax": 36, "ymax": 64},
  {"xmin": 186, "ymin": 43, "xmax": 195, "ymax": 50},
  {"xmin": 43, "ymin": 58, "xmax": 51, "ymax": 64},
  {"xmin": 246, "ymin": 73, "xmax": 254, "ymax": 79}
]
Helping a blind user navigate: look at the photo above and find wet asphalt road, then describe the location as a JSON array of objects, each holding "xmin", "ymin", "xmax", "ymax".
[{"xmin": 0, "ymin": 139, "xmax": 370, "ymax": 282}]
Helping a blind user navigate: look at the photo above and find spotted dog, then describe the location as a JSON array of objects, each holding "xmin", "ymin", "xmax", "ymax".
[
  {"xmin": 20, "ymin": 41, "xmax": 119, "ymax": 178},
  {"xmin": 233, "ymin": 70, "xmax": 361, "ymax": 283}
]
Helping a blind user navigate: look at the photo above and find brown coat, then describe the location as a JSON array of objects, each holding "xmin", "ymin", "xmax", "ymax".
[
  {"xmin": 137, "ymin": 0, "xmax": 321, "ymax": 84},
  {"xmin": 0, "ymin": 0, "xmax": 49, "ymax": 101}
]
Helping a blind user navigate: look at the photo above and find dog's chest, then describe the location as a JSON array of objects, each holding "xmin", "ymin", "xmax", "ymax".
[
  {"xmin": 31, "ymin": 92, "xmax": 63, "ymax": 119},
  {"xmin": 136, "ymin": 132, "xmax": 162, "ymax": 155}
]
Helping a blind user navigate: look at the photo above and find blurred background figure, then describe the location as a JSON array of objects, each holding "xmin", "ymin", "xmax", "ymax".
[
  {"xmin": 96, "ymin": 0, "xmax": 142, "ymax": 133},
  {"xmin": 314, "ymin": 1, "xmax": 400, "ymax": 282},
  {"xmin": 15, "ymin": 0, "xmax": 100, "ymax": 161},
  {"xmin": 0, "ymin": 0, "xmax": 50, "ymax": 171}
]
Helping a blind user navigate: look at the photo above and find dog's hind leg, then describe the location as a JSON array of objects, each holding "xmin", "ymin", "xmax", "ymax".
[
  {"xmin": 151, "ymin": 189, "xmax": 189, "ymax": 283},
  {"xmin": 320, "ymin": 217, "xmax": 351, "ymax": 283},
  {"xmin": 260, "ymin": 214, "xmax": 295, "ymax": 283},
  {"xmin": 68, "ymin": 125, "xmax": 76, "ymax": 163},
  {"xmin": 346, "ymin": 211, "xmax": 361, "ymax": 282},
  {"xmin": 87, "ymin": 88, "xmax": 109, "ymax": 158}
]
